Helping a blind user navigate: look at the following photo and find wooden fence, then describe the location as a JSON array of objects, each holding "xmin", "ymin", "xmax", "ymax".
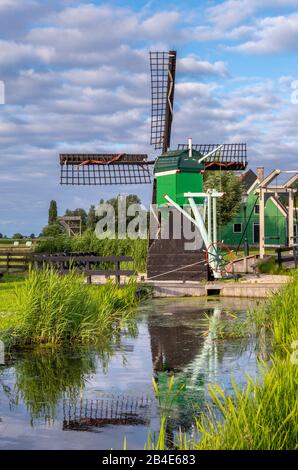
[
  {"xmin": 0, "ymin": 251, "xmax": 31, "ymax": 274},
  {"xmin": 0, "ymin": 252, "xmax": 135, "ymax": 284},
  {"xmin": 32, "ymin": 253, "xmax": 135, "ymax": 284},
  {"xmin": 275, "ymin": 245, "xmax": 298, "ymax": 269}
]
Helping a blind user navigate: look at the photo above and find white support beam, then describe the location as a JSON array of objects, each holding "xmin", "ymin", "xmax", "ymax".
[
  {"xmin": 198, "ymin": 145, "xmax": 223, "ymax": 164},
  {"xmin": 213, "ymin": 193, "xmax": 217, "ymax": 244},
  {"xmin": 164, "ymin": 194, "xmax": 210, "ymax": 249},
  {"xmin": 289, "ymin": 190, "xmax": 295, "ymax": 247},
  {"xmin": 255, "ymin": 187, "xmax": 297, "ymax": 194},
  {"xmin": 259, "ymin": 188, "xmax": 265, "ymax": 259},
  {"xmin": 184, "ymin": 191, "xmax": 224, "ymax": 198},
  {"xmin": 283, "ymin": 172, "xmax": 298, "ymax": 188},
  {"xmin": 259, "ymin": 169, "xmax": 281, "ymax": 188},
  {"xmin": 207, "ymin": 192, "xmax": 212, "ymax": 243},
  {"xmin": 188, "ymin": 197, "xmax": 211, "ymax": 249}
]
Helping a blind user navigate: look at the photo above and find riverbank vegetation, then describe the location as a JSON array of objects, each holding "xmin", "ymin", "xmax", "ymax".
[
  {"xmin": 0, "ymin": 268, "xmax": 139, "ymax": 347},
  {"xmin": 35, "ymin": 231, "xmax": 147, "ymax": 273},
  {"xmin": 148, "ymin": 272, "xmax": 298, "ymax": 450}
]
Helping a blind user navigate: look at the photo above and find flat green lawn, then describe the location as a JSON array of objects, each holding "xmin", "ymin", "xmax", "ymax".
[{"xmin": 0, "ymin": 273, "xmax": 27, "ymax": 328}]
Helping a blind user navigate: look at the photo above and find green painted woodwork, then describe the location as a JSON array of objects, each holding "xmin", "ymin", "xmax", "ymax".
[
  {"xmin": 154, "ymin": 149, "xmax": 204, "ymax": 173},
  {"xmin": 154, "ymin": 149, "xmax": 205, "ymax": 207},
  {"xmin": 220, "ymin": 188, "xmax": 296, "ymax": 246}
]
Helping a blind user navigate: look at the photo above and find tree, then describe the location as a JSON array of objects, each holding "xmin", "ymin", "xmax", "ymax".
[
  {"xmin": 30, "ymin": 233, "xmax": 35, "ymax": 239},
  {"xmin": 204, "ymin": 171, "xmax": 243, "ymax": 226},
  {"xmin": 86, "ymin": 205, "xmax": 97, "ymax": 232},
  {"xmin": 105, "ymin": 194, "xmax": 142, "ymax": 231},
  {"xmin": 48, "ymin": 200, "xmax": 58, "ymax": 225},
  {"xmin": 12, "ymin": 233, "xmax": 23, "ymax": 239},
  {"xmin": 42, "ymin": 224, "xmax": 62, "ymax": 237}
]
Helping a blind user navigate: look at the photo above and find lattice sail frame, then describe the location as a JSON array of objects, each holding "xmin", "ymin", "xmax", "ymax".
[
  {"xmin": 150, "ymin": 51, "xmax": 176, "ymax": 153},
  {"xmin": 178, "ymin": 143, "xmax": 247, "ymax": 170},
  {"xmin": 60, "ymin": 154, "xmax": 154, "ymax": 185}
]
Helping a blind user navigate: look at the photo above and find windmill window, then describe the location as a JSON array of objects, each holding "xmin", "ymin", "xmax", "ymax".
[
  {"xmin": 254, "ymin": 204, "xmax": 260, "ymax": 214},
  {"xmin": 233, "ymin": 223, "xmax": 242, "ymax": 233}
]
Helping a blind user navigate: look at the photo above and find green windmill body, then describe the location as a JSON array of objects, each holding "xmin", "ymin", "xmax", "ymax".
[{"xmin": 154, "ymin": 149, "xmax": 205, "ymax": 207}]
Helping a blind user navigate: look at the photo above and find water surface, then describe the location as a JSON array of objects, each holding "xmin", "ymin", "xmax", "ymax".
[{"xmin": 0, "ymin": 297, "xmax": 259, "ymax": 449}]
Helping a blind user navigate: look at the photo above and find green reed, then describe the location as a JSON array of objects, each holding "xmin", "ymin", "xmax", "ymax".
[
  {"xmin": 0, "ymin": 267, "xmax": 139, "ymax": 347},
  {"xmin": 35, "ymin": 232, "xmax": 147, "ymax": 273},
  {"xmin": 147, "ymin": 272, "xmax": 298, "ymax": 450}
]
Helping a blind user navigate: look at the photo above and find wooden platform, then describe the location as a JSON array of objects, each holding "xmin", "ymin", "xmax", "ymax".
[{"xmin": 147, "ymin": 275, "xmax": 290, "ymax": 298}]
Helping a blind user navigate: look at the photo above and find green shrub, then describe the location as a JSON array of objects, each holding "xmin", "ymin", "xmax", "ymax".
[
  {"xmin": 256, "ymin": 256, "xmax": 289, "ymax": 274},
  {"xmin": 35, "ymin": 232, "xmax": 147, "ymax": 272}
]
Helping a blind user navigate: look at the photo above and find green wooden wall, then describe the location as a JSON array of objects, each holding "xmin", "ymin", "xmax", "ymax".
[{"xmin": 220, "ymin": 191, "xmax": 288, "ymax": 246}]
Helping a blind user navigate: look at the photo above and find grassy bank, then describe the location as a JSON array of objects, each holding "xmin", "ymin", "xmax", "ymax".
[
  {"xmin": 0, "ymin": 268, "xmax": 139, "ymax": 347},
  {"xmin": 148, "ymin": 273, "xmax": 298, "ymax": 450},
  {"xmin": 35, "ymin": 231, "xmax": 147, "ymax": 272}
]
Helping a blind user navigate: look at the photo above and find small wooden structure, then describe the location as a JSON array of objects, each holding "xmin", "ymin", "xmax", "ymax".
[{"xmin": 58, "ymin": 216, "xmax": 82, "ymax": 236}]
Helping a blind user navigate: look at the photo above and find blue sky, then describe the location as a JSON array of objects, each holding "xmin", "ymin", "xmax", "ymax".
[{"xmin": 0, "ymin": 0, "xmax": 298, "ymax": 236}]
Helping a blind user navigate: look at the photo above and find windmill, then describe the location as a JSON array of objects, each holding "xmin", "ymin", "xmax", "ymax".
[{"xmin": 59, "ymin": 51, "xmax": 247, "ymax": 280}]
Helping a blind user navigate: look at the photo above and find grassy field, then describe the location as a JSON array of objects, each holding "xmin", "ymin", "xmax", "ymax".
[
  {"xmin": 147, "ymin": 272, "xmax": 298, "ymax": 450},
  {"xmin": 0, "ymin": 269, "xmax": 139, "ymax": 347}
]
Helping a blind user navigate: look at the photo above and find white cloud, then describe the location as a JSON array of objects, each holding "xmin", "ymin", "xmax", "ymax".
[
  {"xmin": 0, "ymin": 1, "xmax": 297, "ymax": 235},
  {"xmin": 206, "ymin": 0, "xmax": 255, "ymax": 29},
  {"xmin": 229, "ymin": 13, "xmax": 298, "ymax": 53},
  {"xmin": 193, "ymin": 0, "xmax": 298, "ymax": 47},
  {"xmin": 206, "ymin": 0, "xmax": 298, "ymax": 29},
  {"xmin": 0, "ymin": 0, "xmax": 37, "ymax": 11},
  {"xmin": 178, "ymin": 55, "xmax": 228, "ymax": 77}
]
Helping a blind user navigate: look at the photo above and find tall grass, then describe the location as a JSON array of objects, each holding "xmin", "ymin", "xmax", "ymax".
[
  {"xmin": 0, "ymin": 267, "xmax": 139, "ymax": 347},
  {"xmin": 35, "ymin": 231, "xmax": 147, "ymax": 272},
  {"xmin": 190, "ymin": 357, "xmax": 298, "ymax": 450},
  {"xmin": 147, "ymin": 273, "xmax": 298, "ymax": 450}
]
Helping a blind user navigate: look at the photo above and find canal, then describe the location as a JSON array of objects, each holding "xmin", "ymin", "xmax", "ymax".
[{"xmin": 0, "ymin": 297, "xmax": 259, "ymax": 449}]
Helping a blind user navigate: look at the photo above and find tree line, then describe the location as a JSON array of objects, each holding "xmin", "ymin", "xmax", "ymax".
[{"xmin": 42, "ymin": 195, "xmax": 142, "ymax": 237}]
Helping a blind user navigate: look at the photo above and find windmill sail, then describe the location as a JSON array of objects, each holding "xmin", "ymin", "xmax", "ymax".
[
  {"xmin": 60, "ymin": 153, "xmax": 154, "ymax": 185},
  {"xmin": 150, "ymin": 51, "xmax": 177, "ymax": 153},
  {"xmin": 177, "ymin": 143, "xmax": 247, "ymax": 170}
]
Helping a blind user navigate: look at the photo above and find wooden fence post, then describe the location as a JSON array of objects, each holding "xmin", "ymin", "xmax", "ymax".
[
  {"xmin": 276, "ymin": 248, "xmax": 282, "ymax": 268},
  {"xmin": 115, "ymin": 260, "xmax": 120, "ymax": 284}
]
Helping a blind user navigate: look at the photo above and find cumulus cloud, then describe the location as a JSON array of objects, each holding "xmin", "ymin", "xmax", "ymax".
[
  {"xmin": 178, "ymin": 55, "xmax": 228, "ymax": 77},
  {"xmin": 193, "ymin": 0, "xmax": 298, "ymax": 47},
  {"xmin": 228, "ymin": 13, "xmax": 298, "ymax": 53}
]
